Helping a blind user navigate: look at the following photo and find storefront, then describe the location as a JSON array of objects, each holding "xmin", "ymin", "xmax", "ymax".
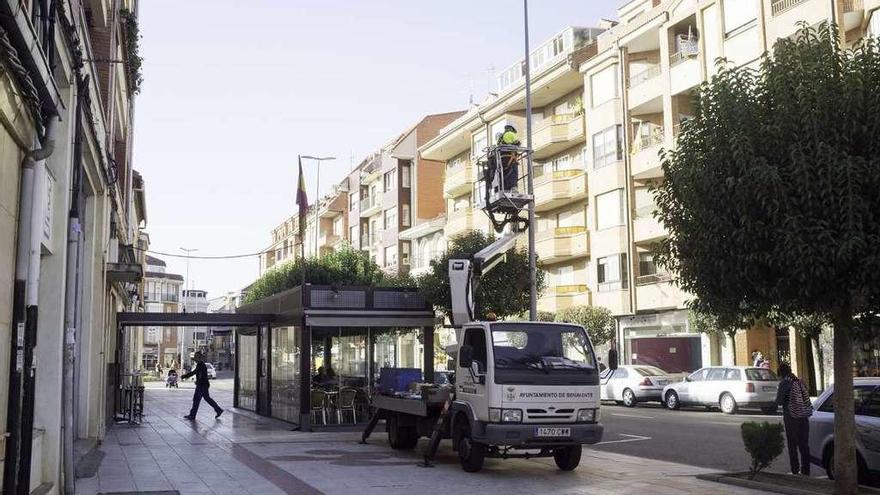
[
  {"xmin": 617, "ymin": 309, "xmax": 712, "ymax": 373},
  {"xmin": 235, "ymin": 285, "xmax": 437, "ymax": 429}
]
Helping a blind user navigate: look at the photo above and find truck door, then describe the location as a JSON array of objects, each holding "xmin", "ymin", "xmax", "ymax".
[{"xmin": 457, "ymin": 326, "xmax": 489, "ymax": 420}]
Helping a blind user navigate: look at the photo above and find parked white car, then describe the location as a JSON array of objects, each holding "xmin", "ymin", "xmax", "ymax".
[
  {"xmin": 809, "ymin": 377, "xmax": 880, "ymax": 483},
  {"xmin": 662, "ymin": 366, "xmax": 780, "ymax": 414},
  {"xmin": 600, "ymin": 365, "xmax": 674, "ymax": 407},
  {"xmin": 205, "ymin": 362, "xmax": 217, "ymax": 379}
]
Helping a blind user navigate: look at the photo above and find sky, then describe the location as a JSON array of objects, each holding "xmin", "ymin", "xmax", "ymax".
[{"xmin": 134, "ymin": 0, "xmax": 620, "ymax": 299}]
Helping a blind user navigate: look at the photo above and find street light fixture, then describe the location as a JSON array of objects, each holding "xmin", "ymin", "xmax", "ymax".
[{"xmin": 301, "ymin": 155, "xmax": 337, "ymax": 257}]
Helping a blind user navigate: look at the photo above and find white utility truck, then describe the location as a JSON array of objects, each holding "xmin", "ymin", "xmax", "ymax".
[{"xmin": 361, "ymin": 146, "xmax": 610, "ymax": 472}]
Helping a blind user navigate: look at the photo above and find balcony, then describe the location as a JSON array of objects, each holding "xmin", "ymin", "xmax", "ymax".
[
  {"xmin": 444, "ymin": 161, "xmax": 474, "ymax": 198},
  {"xmin": 533, "ymin": 169, "xmax": 587, "ymax": 212},
  {"xmin": 446, "ymin": 208, "xmax": 474, "ymax": 236},
  {"xmin": 318, "ymin": 232, "xmax": 341, "ymax": 249},
  {"xmin": 532, "ymin": 114, "xmax": 585, "ymax": 160},
  {"xmin": 635, "ymin": 273, "xmax": 686, "ymax": 311},
  {"xmin": 631, "ymin": 125, "xmax": 665, "ymax": 180},
  {"xmin": 771, "ymin": 0, "xmax": 808, "ymax": 15},
  {"xmin": 535, "ymin": 227, "xmax": 589, "ymax": 264},
  {"xmin": 633, "ymin": 207, "xmax": 666, "ymax": 244},
  {"xmin": 539, "ymin": 285, "xmax": 591, "ymax": 312},
  {"xmin": 669, "ymin": 41, "xmax": 700, "ymax": 95},
  {"xmin": 628, "ymin": 65, "xmax": 662, "ymax": 109},
  {"xmin": 360, "ymin": 158, "xmax": 381, "ymax": 185},
  {"xmin": 359, "ymin": 195, "xmax": 382, "ymax": 217}
]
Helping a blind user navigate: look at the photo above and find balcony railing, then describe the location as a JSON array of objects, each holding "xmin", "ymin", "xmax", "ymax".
[
  {"xmin": 359, "ymin": 196, "xmax": 380, "ymax": 213},
  {"xmin": 534, "ymin": 167, "xmax": 583, "ymax": 185},
  {"xmin": 670, "ymin": 41, "xmax": 698, "ymax": 67},
  {"xmin": 771, "ymin": 0, "xmax": 807, "ymax": 15},
  {"xmin": 636, "ymin": 272, "xmax": 673, "ymax": 286},
  {"xmin": 844, "ymin": 0, "xmax": 863, "ymax": 11},
  {"xmin": 628, "ymin": 65, "xmax": 661, "ymax": 88},
  {"xmin": 555, "ymin": 284, "xmax": 589, "ymax": 294},
  {"xmin": 631, "ymin": 125, "xmax": 665, "ymax": 154}
]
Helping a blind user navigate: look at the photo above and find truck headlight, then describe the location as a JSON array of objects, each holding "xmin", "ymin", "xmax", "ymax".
[
  {"xmin": 577, "ymin": 408, "xmax": 599, "ymax": 423},
  {"xmin": 489, "ymin": 408, "xmax": 522, "ymax": 423}
]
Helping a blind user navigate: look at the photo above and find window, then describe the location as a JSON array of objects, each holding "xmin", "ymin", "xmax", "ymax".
[
  {"xmin": 384, "ymin": 208, "xmax": 396, "ymax": 230},
  {"xmin": 597, "ymin": 254, "xmax": 628, "ymax": 291},
  {"xmin": 596, "ymin": 189, "xmax": 624, "ymax": 230},
  {"xmin": 401, "ymin": 204, "xmax": 411, "ymax": 227},
  {"xmin": 612, "ymin": 368, "xmax": 629, "ymax": 379},
  {"xmin": 745, "ymin": 369, "xmax": 778, "ymax": 381},
  {"xmin": 635, "ymin": 367, "xmax": 666, "ymax": 376},
  {"xmin": 551, "ymin": 154, "xmax": 574, "ymax": 172},
  {"xmin": 333, "ymin": 217, "xmax": 343, "ymax": 236},
  {"xmin": 864, "ymin": 389, "xmax": 880, "ymax": 417},
  {"xmin": 639, "ymin": 253, "xmax": 657, "ymax": 277},
  {"xmin": 688, "ymin": 368, "xmax": 709, "ymax": 382},
  {"xmin": 383, "ymin": 170, "xmax": 396, "ymax": 192},
  {"xmin": 401, "ymin": 242, "xmax": 410, "ymax": 265},
  {"xmin": 384, "ymin": 246, "xmax": 397, "ymax": 267},
  {"xmin": 472, "ymin": 132, "xmax": 487, "ymax": 157},
  {"xmin": 349, "ymin": 225, "xmax": 357, "ymax": 243},
  {"xmin": 590, "ymin": 65, "xmax": 618, "ymax": 107},
  {"xmin": 349, "ymin": 192, "xmax": 357, "ymax": 209},
  {"xmin": 818, "ymin": 386, "xmax": 877, "ymax": 413},
  {"xmin": 707, "ymin": 368, "xmax": 726, "ymax": 381},
  {"xmin": 490, "ymin": 120, "xmax": 508, "ymax": 143},
  {"xmin": 401, "ymin": 163, "xmax": 411, "ymax": 188},
  {"xmin": 723, "ymin": 0, "xmax": 757, "ymax": 36},
  {"xmin": 593, "ymin": 125, "xmax": 623, "ymax": 169},
  {"xmin": 461, "ymin": 327, "xmax": 488, "ymax": 372}
]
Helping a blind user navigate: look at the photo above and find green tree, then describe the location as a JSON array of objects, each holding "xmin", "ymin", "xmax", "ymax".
[
  {"xmin": 555, "ymin": 306, "xmax": 615, "ymax": 347},
  {"xmin": 655, "ymin": 24, "xmax": 880, "ymax": 493},
  {"xmin": 688, "ymin": 306, "xmax": 750, "ymax": 362},
  {"xmin": 416, "ymin": 231, "xmax": 545, "ymax": 321}
]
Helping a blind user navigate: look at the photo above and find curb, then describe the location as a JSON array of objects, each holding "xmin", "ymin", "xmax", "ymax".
[{"xmin": 697, "ymin": 473, "xmax": 880, "ymax": 495}]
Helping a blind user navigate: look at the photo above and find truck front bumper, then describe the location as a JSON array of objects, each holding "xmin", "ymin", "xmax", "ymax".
[{"xmin": 474, "ymin": 422, "xmax": 604, "ymax": 447}]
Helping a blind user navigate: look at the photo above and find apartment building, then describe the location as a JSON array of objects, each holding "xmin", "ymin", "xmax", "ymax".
[
  {"xmin": 0, "ymin": 1, "xmax": 147, "ymax": 492},
  {"xmin": 421, "ymin": 27, "xmax": 603, "ymax": 312},
  {"xmin": 143, "ymin": 256, "xmax": 184, "ymax": 368},
  {"xmin": 579, "ymin": 0, "xmax": 878, "ymax": 377},
  {"xmin": 207, "ymin": 290, "xmax": 248, "ymax": 370}
]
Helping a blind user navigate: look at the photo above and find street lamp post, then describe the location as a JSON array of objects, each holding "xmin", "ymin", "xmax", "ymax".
[
  {"xmin": 179, "ymin": 247, "xmax": 198, "ymax": 368},
  {"xmin": 301, "ymin": 155, "xmax": 336, "ymax": 257},
  {"xmin": 523, "ymin": 0, "xmax": 537, "ymax": 320}
]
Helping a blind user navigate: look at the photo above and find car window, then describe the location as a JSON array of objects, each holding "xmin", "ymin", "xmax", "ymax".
[
  {"xmin": 635, "ymin": 367, "xmax": 664, "ymax": 376},
  {"xmin": 745, "ymin": 368, "xmax": 778, "ymax": 381},
  {"xmin": 707, "ymin": 368, "xmax": 726, "ymax": 381},
  {"xmin": 688, "ymin": 368, "xmax": 708, "ymax": 382},
  {"xmin": 724, "ymin": 368, "xmax": 742, "ymax": 381},
  {"xmin": 817, "ymin": 386, "xmax": 876, "ymax": 413},
  {"xmin": 600, "ymin": 369, "xmax": 611, "ymax": 379},
  {"xmin": 862, "ymin": 387, "xmax": 880, "ymax": 418},
  {"xmin": 613, "ymin": 368, "xmax": 629, "ymax": 379}
]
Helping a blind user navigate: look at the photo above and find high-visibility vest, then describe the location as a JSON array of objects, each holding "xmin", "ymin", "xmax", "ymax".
[{"xmin": 499, "ymin": 131, "xmax": 519, "ymax": 145}]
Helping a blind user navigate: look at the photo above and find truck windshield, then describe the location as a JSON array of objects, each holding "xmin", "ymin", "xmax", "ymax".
[{"xmin": 491, "ymin": 323, "xmax": 597, "ymax": 372}]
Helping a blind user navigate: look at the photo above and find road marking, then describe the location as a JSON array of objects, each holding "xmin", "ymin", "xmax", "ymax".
[
  {"xmin": 610, "ymin": 413, "xmax": 656, "ymax": 419},
  {"xmin": 595, "ymin": 433, "xmax": 652, "ymax": 445}
]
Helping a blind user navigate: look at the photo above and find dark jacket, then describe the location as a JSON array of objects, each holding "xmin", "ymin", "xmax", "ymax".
[
  {"xmin": 182, "ymin": 362, "xmax": 210, "ymax": 388},
  {"xmin": 776, "ymin": 375, "xmax": 802, "ymax": 417}
]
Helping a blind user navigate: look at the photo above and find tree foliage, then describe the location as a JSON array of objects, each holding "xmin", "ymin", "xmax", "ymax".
[
  {"xmin": 688, "ymin": 306, "xmax": 750, "ymax": 339},
  {"xmin": 555, "ymin": 305, "xmax": 615, "ymax": 346},
  {"xmin": 416, "ymin": 231, "xmax": 545, "ymax": 321},
  {"xmin": 654, "ymin": 24, "xmax": 880, "ymax": 492},
  {"xmin": 243, "ymin": 245, "xmax": 414, "ymax": 304}
]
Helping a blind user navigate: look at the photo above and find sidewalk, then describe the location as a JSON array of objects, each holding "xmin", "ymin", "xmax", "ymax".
[{"xmin": 75, "ymin": 382, "xmax": 773, "ymax": 495}]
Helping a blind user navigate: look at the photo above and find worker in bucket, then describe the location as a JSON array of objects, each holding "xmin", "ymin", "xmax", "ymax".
[{"xmin": 497, "ymin": 124, "xmax": 521, "ymax": 192}]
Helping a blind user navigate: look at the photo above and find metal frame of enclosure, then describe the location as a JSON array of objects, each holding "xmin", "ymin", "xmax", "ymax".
[{"xmin": 235, "ymin": 285, "xmax": 437, "ymax": 430}]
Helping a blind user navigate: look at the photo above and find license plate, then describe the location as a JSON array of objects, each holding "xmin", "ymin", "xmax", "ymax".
[
  {"xmin": 535, "ymin": 427, "xmax": 570, "ymax": 438},
  {"xmin": 763, "ymin": 386, "xmax": 776, "ymax": 392}
]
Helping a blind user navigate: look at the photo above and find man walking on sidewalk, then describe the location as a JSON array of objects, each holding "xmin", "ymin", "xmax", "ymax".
[
  {"xmin": 775, "ymin": 362, "xmax": 813, "ymax": 475},
  {"xmin": 182, "ymin": 351, "xmax": 223, "ymax": 420}
]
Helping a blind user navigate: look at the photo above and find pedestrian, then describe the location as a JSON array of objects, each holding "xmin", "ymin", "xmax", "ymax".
[
  {"xmin": 182, "ymin": 351, "xmax": 223, "ymax": 420},
  {"xmin": 775, "ymin": 362, "xmax": 812, "ymax": 475},
  {"xmin": 761, "ymin": 357, "xmax": 772, "ymax": 369},
  {"xmin": 155, "ymin": 363, "xmax": 163, "ymax": 377},
  {"xmin": 752, "ymin": 350, "xmax": 763, "ymax": 367}
]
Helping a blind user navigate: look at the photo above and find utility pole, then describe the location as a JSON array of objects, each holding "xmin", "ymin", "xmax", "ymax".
[
  {"xmin": 180, "ymin": 247, "xmax": 197, "ymax": 368},
  {"xmin": 301, "ymin": 156, "xmax": 336, "ymax": 257},
  {"xmin": 523, "ymin": 0, "xmax": 537, "ymax": 320}
]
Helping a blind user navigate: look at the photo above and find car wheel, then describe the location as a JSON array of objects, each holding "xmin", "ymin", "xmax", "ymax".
[
  {"xmin": 622, "ymin": 389, "xmax": 637, "ymax": 408},
  {"xmin": 825, "ymin": 448, "xmax": 871, "ymax": 485},
  {"xmin": 720, "ymin": 393, "xmax": 738, "ymax": 415},
  {"xmin": 665, "ymin": 391, "xmax": 680, "ymax": 410},
  {"xmin": 456, "ymin": 421, "xmax": 485, "ymax": 473},
  {"xmin": 553, "ymin": 445, "xmax": 582, "ymax": 471}
]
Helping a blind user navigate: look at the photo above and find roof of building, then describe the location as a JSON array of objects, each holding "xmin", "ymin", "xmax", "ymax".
[
  {"xmin": 145, "ymin": 255, "xmax": 166, "ymax": 267},
  {"xmin": 145, "ymin": 271, "xmax": 184, "ymax": 281}
]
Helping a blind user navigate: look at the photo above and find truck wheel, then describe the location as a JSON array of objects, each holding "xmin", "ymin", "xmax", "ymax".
[
  {"xmin": 387, "ymin": 416, "xmax": 418, "ymax": 450},
  {"xmin": 554, "ymin": 445, "xmax": 582, "ymax": 471},
  {"xmin": 457, "ymin": 422, "xmax": 485, "ymax": 473}
]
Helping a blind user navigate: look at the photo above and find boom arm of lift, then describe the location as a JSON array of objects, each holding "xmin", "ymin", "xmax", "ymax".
[{"xmin": 449, "ymin": 230, "xmax": 521, "ymax": 327}]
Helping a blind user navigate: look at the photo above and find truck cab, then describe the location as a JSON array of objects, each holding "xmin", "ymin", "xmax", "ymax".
[{"xmin": 451, "ymin": 321, "xmax": 603, "ymax": 471}]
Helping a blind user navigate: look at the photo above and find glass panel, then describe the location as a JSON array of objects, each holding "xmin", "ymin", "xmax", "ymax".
[
  {"xmin": 238, "ymin": 333, "xmax": 257, "ymax": 412},
  {"xmin": 745, "ymin": 368, "xmax": 778, "ymax": 381},
  {"xmin": 271, "ymin": 326, "xmax": 300, "ymax": 423}
]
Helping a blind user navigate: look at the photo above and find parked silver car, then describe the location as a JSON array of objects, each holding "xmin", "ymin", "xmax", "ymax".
[
  {"xmin": 809, "ymin": 378, "xmax": 880, "ymax": 483},
  {"xmin": 600, "ymin": 365, "xmax": 674, "ymax": 407},
  {"xmin": 662, "ymin": 366, "xmax": 780, "ymax": 414}
]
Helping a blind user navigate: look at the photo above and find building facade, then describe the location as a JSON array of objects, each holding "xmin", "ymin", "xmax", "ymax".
[
  {"xmin": 181, "ymin": 289, "xmax": 209, "ymax": 367},
  {"xmin": 143, "ymin": 255, "xmax": 183, "ymax": 368},
  {"xmin": 0, "ymin": 0, "xmax": 147, "ymax": 492}
]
